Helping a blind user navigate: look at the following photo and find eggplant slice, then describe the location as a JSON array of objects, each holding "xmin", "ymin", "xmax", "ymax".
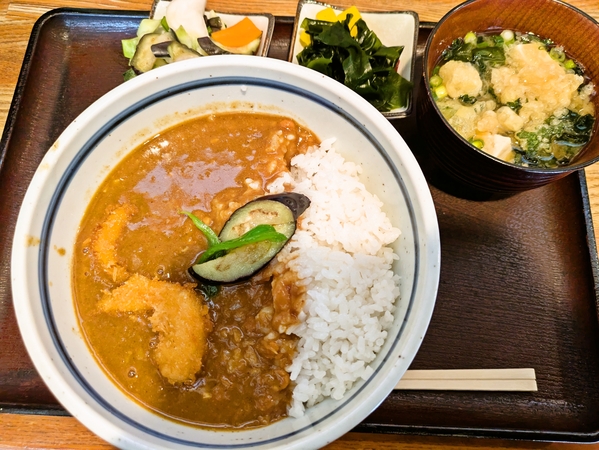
[
  {"xmin": 130, "ymin": 31, "xmax": 176, "ymax": 73},
  {"xmin": 190, "ymin": 193, "xmax": 310, "ymax": 283},
  {"xmin": 197, "ymin": 36, "xmax": 231, "ymax": 55},
  {"xmin": 205, "ymin": 15, "xmax": 224, "ymax": 33},
  {"xmin": 150, "ymin": 41, "xmax": 171, "ymax": 58},
  {"xmin": 168, "ymin": 41, "xmax": 202, "ymax": 62},
  {"xmin": 253, "ymin": 193, "xmax": 311, "ymax": 220}
]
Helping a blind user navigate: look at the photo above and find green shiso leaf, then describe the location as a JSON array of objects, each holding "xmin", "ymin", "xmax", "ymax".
[
  {"xmin": 180, "ymin": 211, "xmax": 220, "ymax": 247},
  {"xmin": 197, "ymin": 224, "xmax": 287, "ymax": 264}
]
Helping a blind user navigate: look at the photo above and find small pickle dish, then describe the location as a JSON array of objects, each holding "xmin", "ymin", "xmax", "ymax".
[{"xmin": 289, "ymin": 0, "xmax": 419, "ymax": 120}]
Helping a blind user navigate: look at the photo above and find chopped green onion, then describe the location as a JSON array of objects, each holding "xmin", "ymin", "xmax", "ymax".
[
  {"xmin": 492, "ymin": 35, "xmax": 504, "ymax": 46},
  {"xmin": 429, "ymin": 74, "xmax": 443, "ymax": 88},
  {"xmin": 470, "ymin": 139, "xmax": 484, "ymax": 149},
  {"xmin": 549, "ymin": 47, "xmax": 565, "ymax": 62},
  {"xmin": 434, "ymin": 85, "xmax": 448, "ymax": 100},
  {"xmin": 500, "ymin": 29, "xmax": 514, "ymax": 43},
  {"xmin": 564, "ymin": 58, "xmax": 577, "ymax": 70},
  {"xmin": 464, "ymin": 31, "xmax": 477, "ymax": 44}
]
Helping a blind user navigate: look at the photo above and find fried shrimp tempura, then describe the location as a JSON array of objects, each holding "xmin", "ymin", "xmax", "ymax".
[
  {"xmin": 90, "ymin": 203, "xmax": 137, "ymax": 283},
  {"xmin": 98, "ymin": 273, "xmax": 212, "ymax": 384}
]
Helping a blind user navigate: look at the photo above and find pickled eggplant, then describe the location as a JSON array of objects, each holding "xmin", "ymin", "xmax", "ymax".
[
  {"xmin": 167, "ymin": 41, "xmax": 202, "ymax": 61},
  {"xmin": 197, "ymin": 37, "xmax": 231, "ymax": 55},
  {"xmin": 205, "ymin": 16, "xmax": 224, "ymax": 32},
  {"xmin": 150, "ymin": 41, "xmax": 171, "ymax": 58},
  {"xmin": 130, "ymin": 31, "xmax": 175, "ymax": 73}
]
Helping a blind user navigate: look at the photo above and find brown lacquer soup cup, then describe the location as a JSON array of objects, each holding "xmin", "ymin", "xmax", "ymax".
[{"xmin": 418, "ymin": 0, "xmax": 599, "ymax": 195}]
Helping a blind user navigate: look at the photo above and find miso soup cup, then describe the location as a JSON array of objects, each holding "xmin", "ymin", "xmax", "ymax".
[{"xmin": 418, "ymin": 0, "xmax": 599, "ymax": 195}]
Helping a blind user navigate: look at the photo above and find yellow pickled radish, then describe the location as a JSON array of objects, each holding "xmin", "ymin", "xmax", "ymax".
[
  {"xmin": 337, "ymin": 6, "xmax": 361, "ymax": 37},
  {"xmin": 302, "ymin": 6, "xmax": 363, "ymax": 45},
  {"xmin": 299, "ymin": 30, "xmax": 311, "ymax": 47},
  {"xmin": 315, "ymin": 7, "xmax": 338, "ymax": 22}
]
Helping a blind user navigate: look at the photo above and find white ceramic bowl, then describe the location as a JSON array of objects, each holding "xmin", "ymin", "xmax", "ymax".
[{"xmin": 11, "ymin": 55, "xmax": 440, "ymax": 449}]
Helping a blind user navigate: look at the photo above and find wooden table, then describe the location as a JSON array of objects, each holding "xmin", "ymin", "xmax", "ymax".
[{"xmin": 1, "ymin": 0, "xmax": 599, "ymax": 448}]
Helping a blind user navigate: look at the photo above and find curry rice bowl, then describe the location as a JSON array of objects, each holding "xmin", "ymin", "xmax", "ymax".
[{"xmin": 11, "ymin": 56, "xmax": 439, "ymax": 449}]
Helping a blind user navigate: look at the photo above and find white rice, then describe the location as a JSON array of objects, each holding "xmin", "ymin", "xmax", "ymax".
[{"xmin": 268, "ymin": 138, "xmax": 401, "ymax": 418}]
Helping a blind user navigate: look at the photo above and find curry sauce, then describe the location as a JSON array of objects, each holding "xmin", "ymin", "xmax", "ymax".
[{"xmin": 72, "ymin": 112, "xmax": 317, "ymax": 428}]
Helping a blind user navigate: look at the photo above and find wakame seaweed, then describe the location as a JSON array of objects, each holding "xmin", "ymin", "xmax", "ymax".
[
  {"xmin": 514, "ymin": 110, "xmax": 595, "ymax": 167},
  {"xmin": 458, "ymin": 95, "xmax": 477, "ymax": 105},
  {"xmin": 297, "ymin": 16, "xmax": 412, "ymax": 112},
  {"xmin": 507, "ymin": 98, "xmax": 522, "ymax": 114},
  {"xmin": 442, "ymin": 37, "xmax": 505, "ymax": 74}
]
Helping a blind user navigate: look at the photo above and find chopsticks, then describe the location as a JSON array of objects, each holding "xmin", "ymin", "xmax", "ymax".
[{"xmin": 394, "ymin": 368, "xmax": 537, "ymax": 391}]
